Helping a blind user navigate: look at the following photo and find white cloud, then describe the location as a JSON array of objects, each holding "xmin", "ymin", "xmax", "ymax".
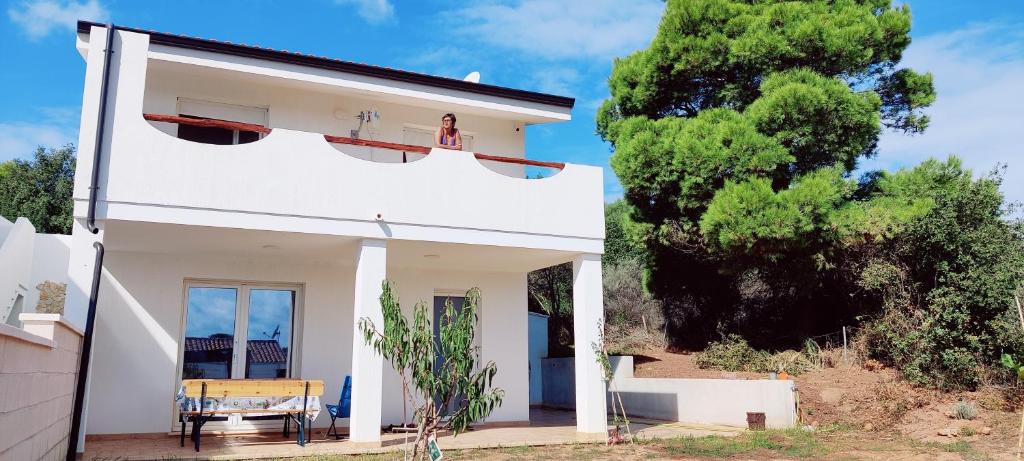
[
  {"xmin": 0, "ymin": 122, "xmax": 75, "ymax": 162},
  {"xmin": 7, "ymin": 0, "xmax": 108, "ymax": 40},
  {"xmin": 530, "ymin": 67, "xmax": 579, "ymax": 95},
  {"xmin": 870, "ymin": 23, "xmax": 1024, "ymax": 208},
  {"xmin": 449, "ymin": 0, "xmax": 664, "ymax": 61},
  {"xmin": 333, "ymin": 0, "xmax": 395, "ymax": 25},
  {"xmin": 0, "ymin": 106, "xmax": 80, "ymax": 162}
]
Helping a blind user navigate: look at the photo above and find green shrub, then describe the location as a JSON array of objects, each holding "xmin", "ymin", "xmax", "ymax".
[
  {"xmin": 695, "ymin": 334, "xmax": 769, "ymax": 372},
  {"xmin": 858, "ymin": 164, "xmax": 1024, "ymax": 390}
]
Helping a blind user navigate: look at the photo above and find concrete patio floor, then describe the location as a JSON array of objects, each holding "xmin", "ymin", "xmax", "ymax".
[{"xmin": 81, "ymin": 409, "xmax": 743, "ymax": 460}]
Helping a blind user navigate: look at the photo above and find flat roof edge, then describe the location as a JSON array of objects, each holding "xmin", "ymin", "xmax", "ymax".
[{"xmin": 77, "ymin": 21, "xmax": 576, "ymax": 109}]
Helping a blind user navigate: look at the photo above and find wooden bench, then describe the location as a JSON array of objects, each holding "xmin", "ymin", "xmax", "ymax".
[{"xmin": 178, "ymin": 379, "xmax": 324, "ymax": 452}]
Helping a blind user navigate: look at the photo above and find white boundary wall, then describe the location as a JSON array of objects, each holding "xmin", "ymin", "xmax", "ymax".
[
  {"xmin": 0, "ymin": 217, "xmax": 71, "ymax": 325},
  {"xmin": 543, "ymin": 356, "xmax": 798, "ymax": 429}
]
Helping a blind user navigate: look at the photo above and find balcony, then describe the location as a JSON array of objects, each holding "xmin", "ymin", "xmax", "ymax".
[
  {"xmin": 71, "ymin": 25, "xmax": 603, "ymax": 252},
  {"xmin": 87, "ymin": 112, "xmax": 604, "ymax": 252}
]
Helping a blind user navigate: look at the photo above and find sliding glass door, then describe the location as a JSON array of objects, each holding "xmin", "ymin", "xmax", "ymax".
[{"xmin": 182, "ymin": 283, "xmax": 298, "ymax": 380}]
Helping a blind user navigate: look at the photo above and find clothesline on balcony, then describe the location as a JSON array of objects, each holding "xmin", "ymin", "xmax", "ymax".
[{"xmin": 142, "ymin": 113, "xmax": 566, "ymax": 170}]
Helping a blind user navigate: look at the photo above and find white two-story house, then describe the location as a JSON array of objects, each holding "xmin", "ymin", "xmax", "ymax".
[{"xmin": 64, "ymin": 21, "xmax": 607, "ymax": 451}]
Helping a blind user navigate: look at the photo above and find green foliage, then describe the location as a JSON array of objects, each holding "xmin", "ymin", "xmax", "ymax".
[
  {"xmin": 859, "ymin": 164, "xmax": 1024, "ymax": 389},
  {"xmin": 599, "ymin": 0, "xmax": 936, "ymax": 349},
  {"xmin": 0, "ymin": 145, "xmax": 76, "ymax": 234},
  {"xmin": 359, "ymin": 283, "xmax": 504, "ymax": 458},
  {"xmin": 695, "ymin": 334, "xmax": 768, "ymax": 372},
  {"xmin": 604, "ymin": 200, "xmax": 647, "ymax": 267},
  {"xmin": 527, "ymin": 262, "xmax": 573, "ymax": 356},
  {"xmin": 745, "ymin": 69, "xmax": 881, "ymax": 175}
]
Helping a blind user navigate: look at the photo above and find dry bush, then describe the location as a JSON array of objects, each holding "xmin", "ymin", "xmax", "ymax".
[
  {"xmin": 872, "ymin": 378, "xmax": 923, "ymax": 424},
  {"xmin": 604, "ymin": 259, "xmax": 664, "ymax": 354},
  {"xmin": 802, "ymin": 338, "xmax": 849, "ymax": 369}
]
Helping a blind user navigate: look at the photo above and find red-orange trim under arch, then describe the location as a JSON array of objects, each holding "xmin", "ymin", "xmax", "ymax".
[{"xmin": 143, "ymin": 113, "xmax": 565, "ymax": 170}]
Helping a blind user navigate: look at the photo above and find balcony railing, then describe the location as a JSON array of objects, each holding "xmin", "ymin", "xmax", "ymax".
[{"xmin": 142, "ymin": 114, "xmax": 566, "ymax": 170}]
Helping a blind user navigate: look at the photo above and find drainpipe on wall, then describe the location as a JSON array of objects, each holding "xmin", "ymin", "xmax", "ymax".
[{"xmin": 67, "ymin": 23, "xmax": 115, "ymax": 461}]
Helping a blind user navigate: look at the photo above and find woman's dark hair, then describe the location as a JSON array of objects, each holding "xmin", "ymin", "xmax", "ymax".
[{"xmin": 442, "ymin": 113, "xmax": 457, "ymax": 126}]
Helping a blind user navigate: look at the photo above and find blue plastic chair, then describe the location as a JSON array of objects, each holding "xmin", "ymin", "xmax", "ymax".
[{"xmin": 325, "ymin": 375, "xmax": 351, "ymax": 440}]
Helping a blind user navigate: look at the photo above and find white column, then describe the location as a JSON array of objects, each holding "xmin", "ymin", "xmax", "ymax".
[
  {"xmin": 572, "ymin": 253, "xmax": 607, "ymax": 434},
  {"xmin": 349, "ymin": 239, "xmax": 387, "ymax": 443}
]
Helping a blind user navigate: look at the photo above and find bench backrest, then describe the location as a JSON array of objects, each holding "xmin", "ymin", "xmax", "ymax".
[{"xmin": 181, "ymin": 379, "xmax": 325, "ymax": 398}]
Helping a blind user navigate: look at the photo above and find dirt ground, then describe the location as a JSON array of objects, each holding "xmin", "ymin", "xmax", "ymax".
[{"xmin": 630, "ymin": 347, "xmax": 1023, "ymax": 459}]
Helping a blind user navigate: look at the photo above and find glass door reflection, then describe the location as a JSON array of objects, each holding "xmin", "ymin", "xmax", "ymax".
[
  {"xmin": 244, "ymin": 289, "xmax": 295, "ymax": 378},
  {"xmin": 182, "ymin": 287, "xmax": 238, "ymax": 379}
]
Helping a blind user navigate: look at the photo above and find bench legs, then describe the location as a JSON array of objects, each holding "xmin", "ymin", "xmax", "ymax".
[{"xmin": 180, "ymin": 413, "xmax": 311, "ymax": 452}]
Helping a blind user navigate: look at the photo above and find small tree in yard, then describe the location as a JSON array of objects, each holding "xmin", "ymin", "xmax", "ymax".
[
  {"xmin": 360, "ymin": 282, "xmax": 504, "ymax": 460},
  {"xmin": 593, "ymin": 321, "xmax": 633, "ymax": 445}
]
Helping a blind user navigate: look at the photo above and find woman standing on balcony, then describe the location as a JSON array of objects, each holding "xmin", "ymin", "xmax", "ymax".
[{"xmin": 434, "ymin": 113, "xmax": 463, "ymax": 150}]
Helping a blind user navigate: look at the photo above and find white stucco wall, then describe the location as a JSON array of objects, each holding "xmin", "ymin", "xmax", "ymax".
[
  {"xmin": 25, "ymin": 234, "xmax": 71, "ymax": 314},
  {"xmin": 142, "ymin": 69, "xmax": 528, "ymax": 175},
  {"xmin": 71, "ymin": 28, "xmax": 604, "ymax": 256},
  {"xmin": 0, "ymin": 217, "xmax": 34, "ymax": 324},
  {"xmin": 382, "ymin": 268, "xmax": 529, "ymax": 425},
  {"xmin": 85, "ymin": 250, "xmax": 355, "ymax": 435},
  {"xmin": 84, "ymin": 249, "xmax": 531, "ymax": 434}
]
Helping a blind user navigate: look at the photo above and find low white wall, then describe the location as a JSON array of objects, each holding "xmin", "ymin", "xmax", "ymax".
[
  {"xmin": 0, "ymin": 217, "xmax": 35, "ymax": 325},
  {"xmin": 0, "ymin": 217, "xmax": 72, "ymax": 325},
  {"xmin": 542, "ymin": 356, "xmax": 798, "ymax": 429}
]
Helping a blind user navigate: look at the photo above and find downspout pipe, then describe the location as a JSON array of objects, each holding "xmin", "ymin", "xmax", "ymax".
[
  {"xmin": 86, "ymin": 22, "xmax": 115, "ymax": 235},
  {"xmin": 66, "ymin": 242, "xmax": 103, "ymax": 460},
  {"xmin": 68, "ymin": 23, "xmax": 114, "ymax": 461}
]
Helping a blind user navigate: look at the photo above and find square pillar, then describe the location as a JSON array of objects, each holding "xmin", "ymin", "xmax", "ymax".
[
  {"xmin": 572, "ymin": 253, "xmax": 607, "ymax": 434},
  {"xmin": 349, "ymin": 239, "xmax": 387, "ymax": 443}
]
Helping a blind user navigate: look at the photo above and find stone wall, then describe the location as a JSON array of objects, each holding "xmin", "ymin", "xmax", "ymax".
[{"xmin": 0, "ymin": 314, "xmax": 83, "ymax": 460}]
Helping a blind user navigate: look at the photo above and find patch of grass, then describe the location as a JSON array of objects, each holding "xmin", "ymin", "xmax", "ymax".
[
  {"xmin": 815, "ymin": 421, "xmax": 859, "ymax": 434},
  {"xmin": 917, "ymin": 440, "xmax": 990, "ymax": 461},
  {"xmin": 657, "ymin": 429, "xmax": 827, "ymax": 458}
]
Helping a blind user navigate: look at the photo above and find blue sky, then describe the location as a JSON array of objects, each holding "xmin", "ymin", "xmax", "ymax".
[{"xmin": 1, "ymin": 0, "xmax": 1023, "ymax": 205}]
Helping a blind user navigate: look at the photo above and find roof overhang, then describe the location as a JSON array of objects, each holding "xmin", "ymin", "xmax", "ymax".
[{"xmin": 77, "ymin": 21, "xmax": 574, "ymax": 123}]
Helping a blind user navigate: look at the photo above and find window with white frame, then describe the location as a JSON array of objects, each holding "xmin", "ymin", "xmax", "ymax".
[{"xmin": 176, "ymin": 98, "xmax": 268, "ymax": 145}]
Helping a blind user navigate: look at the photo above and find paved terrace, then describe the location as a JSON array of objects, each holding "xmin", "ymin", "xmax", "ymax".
[{"xmin": 81, "ymin": 409, "xmax": 742, "ymax": 460}]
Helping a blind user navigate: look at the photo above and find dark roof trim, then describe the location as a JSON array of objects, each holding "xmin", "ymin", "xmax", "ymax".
[{"xmin": 77, "ymin": 21, "xmax": 575, "ymax": 109}]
